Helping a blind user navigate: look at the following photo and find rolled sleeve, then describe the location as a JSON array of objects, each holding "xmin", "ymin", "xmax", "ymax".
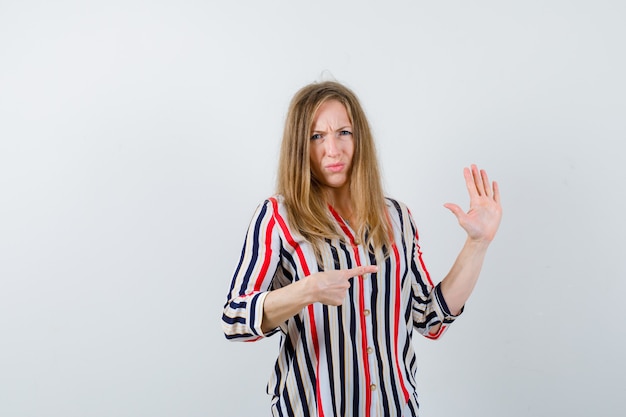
[
  {"xmin": 433, "ymin": 282, "xmax": 464, "ymax": 323},
  {"xmin": 222, "ymin": 199, "xmax": 282, "ymax": 342},
  {"xmin": 250, "ymin": 291, "xmax": 280, "ymax": 337}
]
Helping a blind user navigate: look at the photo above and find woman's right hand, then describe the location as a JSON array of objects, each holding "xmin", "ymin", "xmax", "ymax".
[{"xmin": 306, "ymin": 265, "xmax": 379, "ymax": 306}]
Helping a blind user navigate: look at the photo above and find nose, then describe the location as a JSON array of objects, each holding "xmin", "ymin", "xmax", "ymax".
[{"xmin": 324, "ymin": 134, "xmax": 340, "ymax": 156}]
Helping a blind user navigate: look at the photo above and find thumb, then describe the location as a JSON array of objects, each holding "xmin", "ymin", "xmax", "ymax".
[{"xmin": 443, "ymin": 203, "xmax": 464, "ymax": 219}]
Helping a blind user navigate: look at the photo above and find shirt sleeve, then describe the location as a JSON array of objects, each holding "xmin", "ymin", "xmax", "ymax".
[
  {"xmin": 222, "ymin": 199, "xmax": 282, "ymax": 342},
  {"xmin": 406, "ymin": 207, "xmax": 463, "ymax": 340}
]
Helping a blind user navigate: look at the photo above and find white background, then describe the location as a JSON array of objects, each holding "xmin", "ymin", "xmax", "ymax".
[{"xmin": 1, "ymin": 1, "xmax": 625, "ymax": 416}]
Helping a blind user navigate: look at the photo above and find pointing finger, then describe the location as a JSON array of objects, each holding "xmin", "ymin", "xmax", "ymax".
[{"xmin": 344, "ymin": 265, "xmax": 378, "ymax": 279}]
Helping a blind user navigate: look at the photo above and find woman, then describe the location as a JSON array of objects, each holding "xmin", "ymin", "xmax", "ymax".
[{"xmin": 222, "ymin": 81, "xmax": 502, "ymax": 417}]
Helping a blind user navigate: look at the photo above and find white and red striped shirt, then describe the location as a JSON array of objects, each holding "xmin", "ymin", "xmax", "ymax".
[{"xmin": 222, "ymin": 196, "xmax": 461, "ymax": 417}]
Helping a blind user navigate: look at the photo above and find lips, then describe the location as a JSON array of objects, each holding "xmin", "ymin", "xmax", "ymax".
[{"xmin": 326, "ymin": 163, "xmax": 345, "ymax": 172}]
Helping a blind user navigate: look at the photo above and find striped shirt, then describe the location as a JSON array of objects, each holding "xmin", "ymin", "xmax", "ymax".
[{"xmin": 222, "ymin": 196, "xmax": 461, "ymax": 417}]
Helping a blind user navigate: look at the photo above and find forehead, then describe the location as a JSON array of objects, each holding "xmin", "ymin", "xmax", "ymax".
[{"xmin": 312, "ymin": 99, "xmax": 351, "ymax": 127}]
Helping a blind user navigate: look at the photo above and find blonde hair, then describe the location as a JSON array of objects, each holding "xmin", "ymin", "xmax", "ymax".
[{"xmin": 276, "ymin": 81, "xmax": 391, "ymax": 257}]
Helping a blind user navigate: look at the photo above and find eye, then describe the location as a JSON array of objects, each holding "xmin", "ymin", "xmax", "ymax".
[
  {"xmin": 310, "ymin": 133, "xmax": 323, "ymax": 140},
  {"xmin": 339, "ymin": 130, "xmax": 352, "ymax": 136}
]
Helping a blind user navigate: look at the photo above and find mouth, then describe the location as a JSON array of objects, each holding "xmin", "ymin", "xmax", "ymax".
[{"xmin": 326, "ymin": 163, "xmax": 345, "ymax": 172}]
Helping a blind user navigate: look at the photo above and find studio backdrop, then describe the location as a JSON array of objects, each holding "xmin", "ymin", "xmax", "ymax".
[{"xmin": 1, "ymin": 1, "xmax": 624, "ymax": 416}]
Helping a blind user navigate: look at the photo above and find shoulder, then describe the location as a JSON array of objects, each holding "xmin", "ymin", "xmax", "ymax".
[
  {"xmin": 244, "ymin": 195, "xmax": 293, "ymax": 237},
  {"xmin": 384, "ymin": 197, "xmax": 418, "ymax": 235},
  {"xmin": 251, "ymin": 194, "xmax": 289, "ymax": 221},
  {"xmin": 253, "ymin": 194, "xmax": 283, "ymax": 208},
  {"xmin": 384, "ymin": 197, "xmax": 410, "ymax": 217},
  {"xmin": 265, "ymin": 194, "xmax": 286, "ymax": 211}
]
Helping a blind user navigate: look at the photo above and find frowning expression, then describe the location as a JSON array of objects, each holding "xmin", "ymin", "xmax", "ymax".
[{"xmin": 309, "ymin": 100, "xmax": 354, "ymax": 194}]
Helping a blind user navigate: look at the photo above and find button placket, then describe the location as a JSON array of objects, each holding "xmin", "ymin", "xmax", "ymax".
[{"xmin": 358, "ymin": 245, "xmax": 380, "ymax": 416}]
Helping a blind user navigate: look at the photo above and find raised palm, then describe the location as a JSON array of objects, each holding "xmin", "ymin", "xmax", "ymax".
[{"xmin": 444, "ymin": 165, "xmax": 502, "ymax": 242}]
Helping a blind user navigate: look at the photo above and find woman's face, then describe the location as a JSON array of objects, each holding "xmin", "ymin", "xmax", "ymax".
[{"xmin": 309, "ymin": 100, "xmax": 355, "ymax": 196}]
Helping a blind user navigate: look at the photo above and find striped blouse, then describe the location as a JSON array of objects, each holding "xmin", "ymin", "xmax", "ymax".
[{"xmin": 222, "ymin": 195, "xmax": 461, "ymax": 417}]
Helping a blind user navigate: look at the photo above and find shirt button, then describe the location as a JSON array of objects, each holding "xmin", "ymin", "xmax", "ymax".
[
  {"xmin": 370, "ymin": 384, "xmax": 377, "ymax": 391},
  {"xmin": 367, "ymin": 347, "xmax": 374, "ymax": 354},
  {"xmin": 363, "ymin": 309, "xmax": 370, "ymax": 316}
]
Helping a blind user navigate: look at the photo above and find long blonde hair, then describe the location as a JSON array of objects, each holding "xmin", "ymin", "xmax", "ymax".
[{"xmin": 276, "ymin": 81, "xmax": 391, "ymax": 257}]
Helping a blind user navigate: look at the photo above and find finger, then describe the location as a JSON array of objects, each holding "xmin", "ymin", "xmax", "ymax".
[
  {"xmin": 471, "ymin": 164, "xmax": 486, "ymax": 196},
  {"xmin": 443, "ymin": 203, "xmax": 465, "ymax": 220},
  {"xmin": 463, "ymin": 166, "xmax": 479, "ymax": 199},
  {"xmin": 480, "ymin": 168, "xmax": 492, "ymax": 197},
  {"xmin": 492, "ymin": 180, "xmax": 501, "ymax": 204},
  {"xmin": 344, "ymin": 265, "xmax": 378, "ymax": 279}
]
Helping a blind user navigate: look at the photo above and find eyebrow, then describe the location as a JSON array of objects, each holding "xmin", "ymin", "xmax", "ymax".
[{"xmin": 311, "ymin": 125, "xmax": 353, "ymax": 133}]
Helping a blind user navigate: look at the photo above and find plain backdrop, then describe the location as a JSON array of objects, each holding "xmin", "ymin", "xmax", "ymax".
[{"xmin": 1, "ymin": 1, "xmax": 625, "ymax": 416}]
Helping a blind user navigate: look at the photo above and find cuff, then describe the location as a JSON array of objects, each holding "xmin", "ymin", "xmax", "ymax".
[
  {"xmin": 434, "ymin": 283, "xmax": 464, "ymax": 322},
  {"xmin": 248, "ymin": 291, "xmax": 270, "ymax": 336}
]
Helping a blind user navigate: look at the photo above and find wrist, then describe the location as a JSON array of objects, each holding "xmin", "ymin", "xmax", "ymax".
[
  {"xmin": 464, "ymin": 236, "xmax": 491, "ymax": 252},
  {"xmin": 298, "ymin": 276, "xmax": 318, "ymax": 307}
]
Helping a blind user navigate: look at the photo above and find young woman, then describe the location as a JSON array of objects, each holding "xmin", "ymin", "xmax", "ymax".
[{"xmin": 222, "ymin": 81, "xmax": 502, "ymax": 417}]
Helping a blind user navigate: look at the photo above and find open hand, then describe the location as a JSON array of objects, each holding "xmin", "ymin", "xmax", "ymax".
[{"xmin": 444, "ymin": 164, "xmax": 502, "ymax": 243}]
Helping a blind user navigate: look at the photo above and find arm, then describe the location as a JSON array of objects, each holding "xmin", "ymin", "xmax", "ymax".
[
  {"xmin": 439, "ymin": 164, "xmax": 502, "ymax": 315},
  {"xmin": 404, "ymin": 203, "xmax": 460, "ymax": 340},
  {"xmin": 222, "ymin": 199, "xmax": 378, "ymax": 339},
  {"xmin": 261, "ymin": 265, "xmax": 378, "ymax": 333},
  {"xmin": 222, "ymin": 200, "xmax": 282, "ymax": 341}
]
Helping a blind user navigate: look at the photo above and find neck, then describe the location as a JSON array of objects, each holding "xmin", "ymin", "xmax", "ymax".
[
  {"xmin": 323, "ymin": 183, "xmax": 349, "ymax": 205},
  {"xmin": 325, "ymin": 189, "xmax": 355, "ymax": 226}
]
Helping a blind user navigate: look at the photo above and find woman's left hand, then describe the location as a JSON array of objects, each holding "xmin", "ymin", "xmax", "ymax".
[{"xmin": 444, "ymin": 164, "xmax": 502, "ymax": 243}]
